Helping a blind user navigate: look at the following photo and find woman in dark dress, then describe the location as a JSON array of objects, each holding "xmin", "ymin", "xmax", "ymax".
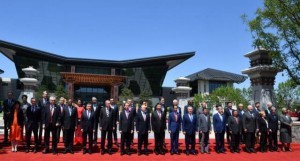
[
  {"xmin": 279, "ymin": 107, "xmax": 293, "ymax": 152},
  {"xmin": 257, "ymin": 111, "xmax": 268, "ymax": 152}
]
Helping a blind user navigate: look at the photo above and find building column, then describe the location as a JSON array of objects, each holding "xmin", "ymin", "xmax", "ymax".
[
  {"xmin": 111, "ymin": 85, "xmax": 119, "ymax": 100},
  {"xmin": 67, "ymin": 81, "xmax": 74, "ymax": 99}
]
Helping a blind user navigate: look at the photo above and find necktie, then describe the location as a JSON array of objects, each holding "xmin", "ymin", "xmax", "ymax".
[
  {"xmin": 50, "ymin": 105, "xmax": 54, "ymax": 123},
  {"xmin": 190, "ymin": 114, "xmax": 193, "ymax": 122},
  {"xmin": 88, "ymin": 111, "xmax": 90, "ymax": 119},
  {"xmin": 158, "ymin": 111, "xmax": 161, "ymax": 119},
  {"xmin": 174, "ymin": 112, "xmax": 178, "ymax": 122},
  {"xmin": 69, "ymin": 107, "xmax": 72, "ymax": 116},
  {"xmin": 106, "ymin": 108, "xmax": 109, "ymax": 117},
  {"xmin": 32, "ymin": 106, "xmax": 35, "ymax": 112},
  {"xmin": 235, "ymin": 117, "xmax": 238, "ymax": 124},
  {"xmin": 219, "ymin": 114, "xmax": 223, "ymax": 122},
  {"xmin": 143, "ymin": 112, "xmax": 146, "ymax": 121}
]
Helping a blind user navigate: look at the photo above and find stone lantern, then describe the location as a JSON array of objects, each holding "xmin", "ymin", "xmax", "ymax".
[{"xmin": 19, "ymin": 66, "xmax": 38, "ymax": 102}]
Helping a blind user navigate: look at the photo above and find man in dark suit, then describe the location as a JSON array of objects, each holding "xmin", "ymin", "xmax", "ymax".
[
  {"xmin": 243, "ymin": 105, "xmax": 259, "ymax": 153},
  {"xmin": 61, "ymin": 99, "xmax": 78, "ymax": 154},
  {"xmin": 168, "ymin": 105, "xmax": 182, "ymax": 155},
  {"xmin": 110, "ymin": 98, "xmax": 119, "ymax": 147},
  {"xmin": 81, "ymin": 103, "xmax": 96, "ymax": 154},
  {"xmin": 198, "ymin": 108, "xmax": 211, "ymax": 154},
  {"xmin": 254, "ymin": 102, "xmax": 261, "ymax": 117},
  {"xmin": 25, "ymin": 98, "xmax": 41, "ymax": 153},
  {"xmin": 158, "ymin": 97, "xmax": 167, "ymax": 148},
  {"xmin": 151, "ymin": 103, "xmax": 166, "ymax": 155},
  {"xmin": 267, "ymin": 107, "xmax": 279, "ymax": 152},
  {"xmin": 136, "ymin": 104, "xmax": 151, "ymax": 155},
  {"xmin": 183, "ymin": 99, "xmax": 196, "ymax": 115},
  {"xmin": 227, "ymin": 109, "xmax": 241, "ymax": 153},
  {"xmin": 99, "ymin": 100, "xmax": 115, "ymax": 155},
  {"xmin": 91, "ymin": 97, "xmax": 101, "ymax": 147},
  {"xmin": 213, "ymin": 105, "xmax": 226, "ymax": 154},
  {"xmin": 3, "ymin": 92, "xmax": 15, "ymax": 144},
  {"xmin": 42, "ymin": 96, "xmax": 61, "ymax": 154},
  {"xmin": 57, "ymin": 97, "xmax": 66, "ymax": 143},
  {"xmin": 119, "ymin": 102, "xmax": 134, "ymax": 155},
  {"xmin": 37, "ymin": 91, "xmax": 49, "ymax": 145},
  {"xmin": 237, "ymin": 103, "xmax": 245, "ymax": 143},
  {"xmin": 265, "ymin": 102, "xmax": 273, "ymax": 116},
  {"xmin": 127, "ymin": 99, "xmax": 136, "ymax": 146},
  {"xmin": 182, "ymin": 106, "xmax": 197, "ymax": 155},
  {"xmin": 224, "ymin": 102, "xmax": 233, "ymax": 146}
]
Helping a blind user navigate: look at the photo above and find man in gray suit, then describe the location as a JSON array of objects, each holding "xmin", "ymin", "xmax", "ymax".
[{"xmin": 198, "ymin": 108, "xmax": 211, "ymax": 154}]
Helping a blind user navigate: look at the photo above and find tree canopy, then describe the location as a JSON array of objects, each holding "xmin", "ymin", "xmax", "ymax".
[{"xmin": 243, "ymin": 0, "xmax": 300, "ymax": 85}]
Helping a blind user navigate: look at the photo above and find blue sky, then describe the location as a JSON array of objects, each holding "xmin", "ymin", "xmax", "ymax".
[{"xmin": 0, "ymin": 0, "xmax": 287, "ymax": 88}]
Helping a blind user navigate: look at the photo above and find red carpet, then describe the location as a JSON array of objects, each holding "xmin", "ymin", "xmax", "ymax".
[{"xmin": 0, "ymin": 136, "xmax": 299, "ymax": 161}]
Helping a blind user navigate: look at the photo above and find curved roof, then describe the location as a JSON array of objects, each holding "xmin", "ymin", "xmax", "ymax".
[
  {"xmin": 0, "ymin": 69, "xmax": 3, "ymax": 74},
  {"xmin": 186, "ymin": 68, "xmax": 247, "ymax": 83},
  {"xmin": 0, "ymin": 40, "xmax": 195, "ymax": 70}
]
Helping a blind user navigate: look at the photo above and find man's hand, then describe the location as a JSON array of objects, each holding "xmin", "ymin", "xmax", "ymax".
[
  {"xmin": 230, "ymin": 131, "xmax": 232, "ymax": 134},
  {"xmin": 81, "ymin": 129, "xmax": 83, "ymax": 132},
  {"xmin": 199, "ymin": 131, "xmax": 202, "ymax": 133},
  {"xmin": 148, "ymin": 130, "xmax": 151, "ymax": 134},
  {"xmin": 183, "ymin": 131, "xmax": 186, "ymax": 135},
  {"xmin": 136, "ymin": 131, "xmax": 139, "ymax": 133},
  {"xmin": 256, "ymin": 129, "xmax": 259, "ymax": 133},
  {"xmin": 99, "ymin": 127, "xmax": 102, "ymax": 131},
  {"xmin": 93, "ymin": 130, "xmax": 95, "ymax": 132},
  {"xmin": 116, "ymin": 121, "xmax": 119, "ymax": 125},
  {"xmin": 168, "ymin": 131, "xmax": 171, "ymax": 133},
  {"xmin": 269, "ymin": 129, "xmax": 272, "ymax": 132},
  {"xmin": 42, "ymin": 124, "xmax": 45, "ymax": 129},
  {"xmin": 119, "ymin": 131, "xmax": 122, "ymax": 134},
  {"xmin": 244, "ymin": 129, "xmax": 247, "ymax": 133},
  {"xmin": 131, "ymin": 130, "xmax": 133, "ymax": 134},
  {"xmin": 56, "ymin": 123, "xmax": 60, "ymax": 127}
]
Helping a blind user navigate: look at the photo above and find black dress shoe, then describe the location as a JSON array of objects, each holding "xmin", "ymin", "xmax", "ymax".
[
  {"xmin": 186, "ymin": 150, "xmax": 190, "ymax": 155},
  {"xmin": 230, "ymin": 149, "xmax": 234, "ymax": 153},
  {"xmin": 175, "ymin": 151, "xmax": 179, "ymax": 155},
  {"xmin": 33, "ymin": 149, "xmax": 37, "ymax": 153},
  {"xmin": 108, "ymin": 149, "xmax": 113, "ymax": 155},
  {"xmin": 25, "ymin": 149, "xmax": 29, "ymax": 153},
  {"xmin": 170, "ymin": 151, "xmax": 174, "ymax": 155},
  {"xmin": 43, "ymin": 149, "xmax": 49, "ymax": 154},
  {"xmin": 216, "ymin": 150, "xmax": 220, "ymax": 154},
  {"xmin": 235, "ymin": 149, "xmax": 240, "ymax": 153},
  {"xmin": 101, "ymin": 150, "xmax": 105, "ymax": 155},
  {"xmin": 88, "ymin": 150, "xmax": 92, "ymax": 154},
  {"xmin": 83, "ymin": 149, "xmax": 87, "ymax": 154},
  {"xmin": 250, "ymin": 149, "xmax": 256, "ymax": 153},
  {"xmin": 144, "ymin": 149, "xmax": 149, "ymax": 155},
  {"xmin": 160, "ymin": 150, "xmax": 165, "ymax": 155},
  {"xmin": 63, "ymin": 149, "xmax": 68, "ymax": 154},
  {"xmin": 126, "ymin": 150, "xmax": 131, "ymax": 155},
  {"xmin": 115, "ymin": 142, "xmax": 120, "ymax": 147},
  {"xmin": 155, "ymin": 150, "xmax": 159, "ymax": 155},
  {"xmin": 70, "ymin": 150, "xmax": 74, "ymax": 154},
  {"xmin": 206, "ymin": 151, "xmax": 210, "ymax": 154},
  {"xmin": 191, "ymin": 151, "xmax": 196, "ymax": 155},
  {"xmin": 138, "ymin": 151, "xmax": 142, "ymax": 156},
  {"xmin": 53, "ymin": 151, "xmax": 57, "ymax": 155}
]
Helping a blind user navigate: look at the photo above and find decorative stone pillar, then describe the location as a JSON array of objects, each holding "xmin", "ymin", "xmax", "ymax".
[
  {"xmin": 172, "ymin": 77, "xmax": 192, "ymax": 113},
  {"xmin": 19, "ymin": 66, "xmax": 38, "ymax": 102},
  {"xmin": 242, "ymin": 49, "xmax": 281, "ymax": 110}
]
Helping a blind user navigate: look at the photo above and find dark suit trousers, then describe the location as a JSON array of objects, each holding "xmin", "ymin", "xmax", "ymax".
[
  {"xmin": 121, "ymin": 132, "xmax": 131, "ymax": 152},
  {"xmin": 260, "ymin": 132, "xmax": 268, "ymax": 149},
  {"xmin": 113, "ymin": 127, "xmax": 118, "ymax": 142},
  {"xmin": 26, "ymin": 125, "xmax": 38, "ymax": 149},
  {"xmin": 63, "ymin": 129, "xmax": 75, "ymax": 150},
  {"xmin": 93, "ymin": 123, "xmax": 98, "ymax": 144},
  {"xmin": 245, "ymin": 132, "xmax": 255, "ymax": 150},
  {"xmin": 4, "ymin": 118, "xmax": 9, "ymax": 142},
  {"xmin": 226, "ymin": 126, "xmax": 231, "ymax": 145},
  {"xmin": 215, "ymin": 131, "xmax": 225, "ymax": 151},
  {"xmin": 268, "ymin": 131, "xmax": 278, "ymax": 149},
  {"xmin": 154, "ymin": 132, "xmax": 164, "ymax": 151},
  {"xmin": 170, "ymin": 131, "xmax": 179, "ymax": 152},
  {"xmin": 82, "ymin": 130, "xmax": 93, "ymax": 150},
  {"xmin": 230, "ymin": 134, "xmax": 240, "ymax": 150},
  {"xmin": 101, "ymin": 130, "xmax": 112, "ymax": 150},
  {"xmin": 185, "ymin": 133, "xmax": 195, "ymax": 151},
  {"xmin": 57, "ymin": 125, "xmax": 62, "ymax": 142},
  {"xmin": 44, "ymin": 124, "xmax": 57, "ymax": 150},
  {"xmin": 138, "ymin": 133, "xmax": 148, "ymax": 150},
  {"xmin": 38, "ymin": 122, "xmax": 43, "ymax": 144}
]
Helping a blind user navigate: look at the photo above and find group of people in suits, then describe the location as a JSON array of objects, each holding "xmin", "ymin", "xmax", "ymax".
[{"xmin": 1, "ymin": 92, "xmax": 294, "ymax": 156}]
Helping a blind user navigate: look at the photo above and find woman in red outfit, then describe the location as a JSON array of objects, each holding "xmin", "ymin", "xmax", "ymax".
[
  {"xmin": 75, "ymin": 99, "xmax": 85, "ymax": 145},
  {"xmin": 9, "ymin": 101, "xmax": 24, "ymax": 152}
]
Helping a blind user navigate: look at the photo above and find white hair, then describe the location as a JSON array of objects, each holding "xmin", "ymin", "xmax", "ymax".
[{"xmin": 50, "ymin": 96, "xmax": 56, "ymax": 101}]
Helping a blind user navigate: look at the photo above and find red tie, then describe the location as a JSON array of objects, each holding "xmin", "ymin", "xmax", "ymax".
[{"xmin": 174, "ymin": 113, "xmax": 178, "ymax": 122}]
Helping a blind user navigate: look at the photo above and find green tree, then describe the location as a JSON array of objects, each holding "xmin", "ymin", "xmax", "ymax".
[
  {"xmin": 139, "ymin": 90, "xmax": 152, "ymax": 107},
  {"xmin": 119, "ymin": 87, "xmax": 134, "ymax": 103},
  {"xmin": 55, "ymin": 84, "xmax": 67, "ymax": 99},
  {"xmin": 276, "ymin": 79, "xmax": 300, "ymax": 109},
  {"xmin": 243, "ymin": 0, "xmax": 300, "ymax": 85},
  {"xmin": 209, "ymin": 86, "xmax": 249, "ymax": 106}
]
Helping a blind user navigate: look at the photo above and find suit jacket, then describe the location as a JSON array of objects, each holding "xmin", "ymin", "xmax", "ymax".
[
  {"xmin": 136, "ymin": 111, "xmax": 151, "ymax": 134},
  {"xmin": 38, "ymin": 98, "xmax": 49, "ymax": 122},
  {"xmin": 168, "ymin": 111, "xmax": 182, "ymax": 132},
  {"xmin": 227, "ymin": 116, "xmax": 241, "ymax": 134},
  {"xmin": 111, "ymin": 105, "xmax": 119, "ymax": 126},
  {"xmin": 267, "ymin": 113, "xmax": 278, "ymax": 132},
  {"xmin": 279, "ymin": 114, "xmax": 293, "ymax": 133},
  {"xmin": 182, "ymin": 113, "xmax": 197, "ymax": 135},
  {"xmin": 257, "ymin": 117, "xmax": 268, "ymax": 133},
  {"xmin": 42, "ymin": 104, "xmax": 61, "ymax": 128},
  {"xmin": 183, "ymin": 105, "xmax": 196, "ymax": 115},
  {"xmin": 26, "ymin": 104, "xmax": 41, "ymax": 129},
  {"xmin": 81, "ymin": 110, "xmax": 96, "ymax": 132},
  {"xmin": 213, "ymin": 113, "xmax": 226, "ymax": 133},
  {"xmin": 151, "ymin": 110, "xmax": 166, "ymax": 133},
  {"xmin": 8, "ymin": 108, "xmax": 24, "ymax": 127},
  {"xmin": 198, "ymin": 113, "xmax": 211, "ymax": 132},
  {"xmin": 3, "ymin": 99, "xmax": 15, "ymax": 120},
  {"xmin": 61, "ymin": 106, "xmax": 78, "ymax": 130},
  {"xmin": 119, "ymin": 110, "xmax": 134, "ymax": 133},
  {"xmin": 92, "ymin": 103, "xmax": 101, "ymax": 122},
  {"xmin": 242, "ymin": 111, "xmax": 257, "ymax": 133},
  {"xmin": 224, "ymin": 107, "xmax": 233, "ymax": 122},
  {"xmin": 99, "ymin": 107, "xmax": 115, "ymax": 131}
]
